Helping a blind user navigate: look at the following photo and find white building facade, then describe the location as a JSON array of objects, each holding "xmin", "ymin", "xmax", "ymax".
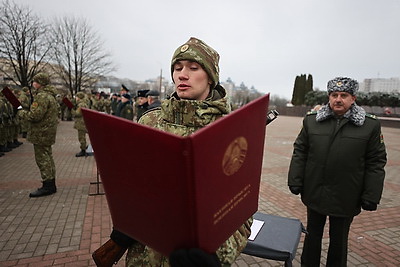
[{"xmin": 359, "ymin": 77, "xmax": 400, "ymax": 93}]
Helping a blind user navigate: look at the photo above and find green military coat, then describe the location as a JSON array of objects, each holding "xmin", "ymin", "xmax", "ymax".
[{"xmin": 288, "ymin": 104, "xmax": 387, "ymax": 217}]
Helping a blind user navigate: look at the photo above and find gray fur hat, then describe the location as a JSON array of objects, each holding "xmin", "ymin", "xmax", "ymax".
[{"xmin": 327, "ymin": 77, "xmax": 359, "ymax": 95}]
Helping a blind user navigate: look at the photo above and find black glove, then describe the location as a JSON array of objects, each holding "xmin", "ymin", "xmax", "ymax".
[
  {"xmin": 110, "ymin": 228, "xmax": 137, "ymax": 247},
  {"xmin": 169, "ymin": 248, "xmax": 221, "ymax": 267},
  {"xmin": 361, "ymin": 200, "xmax": 377, "ymax": 211},
  {"xmin": 289, "ymin": 186, "xmax": 302, "ymax": 195}
]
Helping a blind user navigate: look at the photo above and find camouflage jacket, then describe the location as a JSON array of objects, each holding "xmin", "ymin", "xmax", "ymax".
[
  {"xmin": 0, "ymin": 96, "xmax": 7, "ymax": 126},
  {"xmin": 127, "ymin": 85, "xmax": 253, "ymax": 266},
  {"xmin": 18, "ymin": 85, "xmax": 59, "ymax": 145},
  {"xmin": 72, "ymin": 98, "xmax": 88, "ymax": 131},
  {"xmin": 18, "ymin": 92, "xmax": 31, "ymax": 110}
]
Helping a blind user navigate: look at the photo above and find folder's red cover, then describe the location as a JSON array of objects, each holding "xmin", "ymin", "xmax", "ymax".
[
  {"xmin": 1, "ymin": 87, "xmax": 22, "ymax": 108},
  {"xmin": 62, "ymin": 97, "xmax": 74, "ymax": 109},
  {"xmin": 82, "ymin": 94, "xmax": 269, "ymax": 256}
]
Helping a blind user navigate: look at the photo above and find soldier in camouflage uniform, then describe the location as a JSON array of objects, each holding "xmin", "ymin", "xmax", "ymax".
[
  {"xmin": 18, "ymin": 73, "xmax": 60, "ymax": 198},
  {"xmin": 19, "ymin": 87, "xmax": 31, "ymax": 138},
  {"xmin": 72, "ymin": 91, "xmax": 89, "ymax": 157},
  {"xmin": 0, "ymin": 93, "xmax": 8, "ymax": 156},
  {"xmin": 97, "ymin": 37, "xmax": 253, "ymax": 267}
]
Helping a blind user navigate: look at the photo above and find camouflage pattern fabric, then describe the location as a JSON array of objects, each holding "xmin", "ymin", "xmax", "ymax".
[
  {"xmin": 18, "ymin": 85, "xmax": 59, "ymax": 145},
  {"xmin": 0, "ymin": 95, "xmax": 7, "ymax": 146},
  {"xmin": 33, "ymin": 144, "xmax": 56, "ymax": 181},
  {"xmin": 72, "ymin": 97, "xmax": 88, "ymax": 132},
  {"xmin": 72, "ymin": 96, "xmax": 89, "ymax": 150},
  {"xmin": 18, "ymin": 90, "xmax": 31, "ymax": 133},
  {"xmin": 171, "ymin": 37, "xmax": 220, "ymax": 89},
  {"xmin": 127, "ymin": 85, "xmax": 253, "ymax": 266},
  {"xmin": 33, "ymin": 72, "xmax": 50, "ymax": 86}
]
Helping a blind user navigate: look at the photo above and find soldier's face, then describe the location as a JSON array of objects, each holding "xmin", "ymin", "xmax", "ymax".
[
  {"xmin": 173, "ymin": 60, "xmax": 211, "ymax": 100},
  {"xmin": 329, "ymin": 91, "xmax": 356, "ymax": 116},
  {"xmin": 32, "ymin": 81, "xmax": 41, "ymax": 90},
  {"xmin": 137, "ymin": 96, "xmax": 147, "ymax": 105}
]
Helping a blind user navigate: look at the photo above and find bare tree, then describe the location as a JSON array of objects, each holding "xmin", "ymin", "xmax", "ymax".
[
  {"xmin": 49, "ymin": 16, "xmax": 115, "ymax": 96},
  {"xmin": 0, "ymin": 0, "xmax": 50, "ymax": 87}
]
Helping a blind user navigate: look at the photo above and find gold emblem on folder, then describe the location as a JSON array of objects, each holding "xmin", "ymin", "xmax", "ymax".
[{"xmin": 222, "ymin": 137, "xmax": 248, "ymax": 176}]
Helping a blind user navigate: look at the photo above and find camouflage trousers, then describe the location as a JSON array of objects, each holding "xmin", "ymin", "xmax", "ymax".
[
  {"xmin": 125, "ymin": 218, "xmax": 252, "ymax": 267},
  {"xmin": 77, "ymin": 130, "xmax": 87, "ymax": 150},
  {"xmin": 33, "ymin": 144, "xmax": 56, "ymax": 182}
]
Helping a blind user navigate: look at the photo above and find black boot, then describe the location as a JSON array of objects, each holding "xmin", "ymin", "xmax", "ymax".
[
  {"xmin": 14, "ymin": 139, "xmax": 23, "ymax": 146},
  {"xmin": 0, "ymin": 145, "xmax": 11, "ymax": 152},
  {"xmin": 7, "ymin": 141, "xmax": 17, "ymax": 149},
  {"xmin": 29, "ymin": 180, "xmax": 57, "ymax": 198},
  {"xmin": 75, "ymin": 149, "xmax": 87, "ymax": 157},
  {"xmin": 0, "ymin": 151, "xmax": 4, "ymax": 157}
]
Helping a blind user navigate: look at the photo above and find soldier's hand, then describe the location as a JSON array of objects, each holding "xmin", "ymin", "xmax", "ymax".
[
  {"xmin": 289, "ymin": 186, "xmax": 302, "ymax": 195},
  {"xmin": 110, "ymin": 228, "xmax": 137, "ymax": 247},
  {"xmin": 169, "ymin": 248, "xmax": 220, "ymax": 267},
  {"xmin": 361, "ymin": 200, "xmax": 377, "ymax": 211}
]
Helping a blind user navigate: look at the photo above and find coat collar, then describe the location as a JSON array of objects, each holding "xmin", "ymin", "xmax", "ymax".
[{"xmin": 316, "ymin": 103, "xmax": 366, "ymax": 126}]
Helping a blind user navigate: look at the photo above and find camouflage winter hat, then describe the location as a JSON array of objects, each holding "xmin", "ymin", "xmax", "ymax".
[
  {"xmin": 76, "ymin": 92, "xmax": 85, "ymax": 99},
  {"xmin": 33, "ymin": 73, "xmax": 50, "ymax": 86},
  {"xmin": 327, "ymin": 77, "xmax": 359, "ymax": 95},
  {"xmin": 171, "ymin": 37, "xmax": 220, "ymax": 89}
]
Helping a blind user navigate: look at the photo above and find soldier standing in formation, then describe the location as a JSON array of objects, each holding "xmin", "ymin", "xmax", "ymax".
[
  {"xmin": 115, "ymin": 93, "xmax": 134, "ymax": 120},
  {"xmin": 19, "ymin": 87, "xmax": 31, "ymax": 138},
  {"xmin": 135, "ymin": 89, "xmax": 149, "ymax": 121},
  {"xmin": 0, "ymin": 93, "xmax": 11, "ymax": 156},
  {"xmin": 72, "ymin": 91, "xmax": 89, "ymax": 157},
  {"xmin": 145, "ymin": 89, "xmax": 161, "ymax": 111},
  {"xmin": 18, "ymin": 73, "xmax": 60, "ymax": 198}
]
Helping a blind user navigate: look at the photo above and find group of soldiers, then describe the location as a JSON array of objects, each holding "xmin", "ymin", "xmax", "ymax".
[
  {"xmin": 67, "ymin": 84, "xmax": 161, "ymax": 157},
  {"xmin": 0, "ymin": 87, "xmax": 31, "ymax": 157},
  {"xmin": 0, "ymin": 83, "xmax": 161, "ymax": 158}
]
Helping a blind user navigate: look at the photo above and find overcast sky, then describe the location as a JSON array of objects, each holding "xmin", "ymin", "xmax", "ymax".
[{"xmin": 14, "ymin": 0, "xmax": 400, "ymax": 99}]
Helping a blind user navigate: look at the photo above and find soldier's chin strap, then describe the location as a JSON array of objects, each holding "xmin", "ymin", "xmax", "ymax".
[{"xmin": 266, "ymin": 109, "xmax": 279, "ymax": 125}]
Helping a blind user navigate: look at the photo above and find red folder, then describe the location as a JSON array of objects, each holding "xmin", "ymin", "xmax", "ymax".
[
  {"xmin": 82, "ymin": 94, "xmax": 269, "ymax": 256},
  {"xmin": 1, "ymin": 87, "xmax": 22, "ymax": 108},
  {"xmin": 62, "ymin": 97, "xmax": 74, "ymax": 109}
]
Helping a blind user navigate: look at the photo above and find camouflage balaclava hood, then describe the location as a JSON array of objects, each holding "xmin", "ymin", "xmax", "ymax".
[
  {"xmin": 327, "ymin": 77, "xmax": 359, "ymax": 95},
  {"xmin": 33, "ymin": 73, "xmax": 50, "ymax": 86},
  {"xmin": 171, "ymin": 37, "xmax": 220, "ymax": 89}
]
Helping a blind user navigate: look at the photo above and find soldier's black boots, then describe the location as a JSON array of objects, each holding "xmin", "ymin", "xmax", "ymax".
[
  {"xmin": 29, "ymin": 179, "xmax": 57, "ymax": 198},
  {"xmin": 13, "ymin": 139, "xmax": 23, "ymax": 146},
  {"xmin": 0, "ymin": 145, "xmax": 11, "ymax": 152},
  {"xmin": 75, "ymin": 149, "xmax": 87, "ymax": 157}
]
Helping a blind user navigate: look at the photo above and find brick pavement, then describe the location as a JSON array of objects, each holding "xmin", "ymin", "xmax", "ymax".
[{"xmin": 0, "ymin": 116, "xmax": 399, "ymax": 266}]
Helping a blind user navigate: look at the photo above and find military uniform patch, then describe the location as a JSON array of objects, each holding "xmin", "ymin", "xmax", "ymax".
[{"xmin": 380, "ymin": 133, "xmax": 385, "ymax": 143}]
